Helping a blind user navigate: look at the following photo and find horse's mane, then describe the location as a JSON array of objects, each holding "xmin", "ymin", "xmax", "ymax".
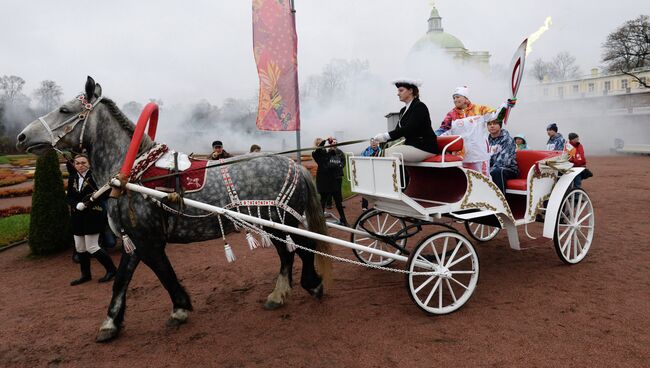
[
  {"xmin": 99, "ymin": 97, "xmax": 153, "ymax": 149},
  {"xmin": 100, "ymin": 97, "xmax": 135, "ymax": 134}
]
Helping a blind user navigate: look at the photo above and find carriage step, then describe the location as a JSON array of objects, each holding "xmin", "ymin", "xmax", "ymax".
[{"xmin": 450, "ymin": 210, "xmax": 499, "ymax": 220}]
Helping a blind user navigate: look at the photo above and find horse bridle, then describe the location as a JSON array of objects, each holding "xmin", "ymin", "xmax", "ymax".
[{"xmin": 36, "ymin": 93, "xmax": 103, "ymax": 152}]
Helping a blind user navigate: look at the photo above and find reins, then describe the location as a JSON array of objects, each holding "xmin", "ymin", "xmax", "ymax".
[{"xmin": 138, "ymin": 138, "xmax": 368, "ymax": 184}]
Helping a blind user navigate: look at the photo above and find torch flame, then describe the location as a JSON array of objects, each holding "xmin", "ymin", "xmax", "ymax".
[{"xmin": 526, "ymin": 16, "xmax": 552, "ymax": 56}]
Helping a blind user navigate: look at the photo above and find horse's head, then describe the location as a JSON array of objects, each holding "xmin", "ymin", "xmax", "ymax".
[{"xmin": 16, "ymin": 76, "xmax": 103, "ymax": 155}]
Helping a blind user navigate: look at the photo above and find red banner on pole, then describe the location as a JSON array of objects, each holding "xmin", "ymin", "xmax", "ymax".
[{"xmin": 252, "ymin": 0, "xmax": 300, "ymax": 131}]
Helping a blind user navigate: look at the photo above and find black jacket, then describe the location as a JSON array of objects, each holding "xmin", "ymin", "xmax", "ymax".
[
  {"xmin": 65, "ymin": 170, "xmax": 107, "ymax": 236},
  {"xmin": 388, "ymin": 98, "xmax": 438, "ymax": 154},
  {"xmin": 312, "ymin": 140, "xmax": 346, "ymax": 193}
]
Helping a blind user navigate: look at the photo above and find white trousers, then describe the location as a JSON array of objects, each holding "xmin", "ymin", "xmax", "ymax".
[
  {"xmin": 385, "ymin": 145, "xmax": 433, "ymax": 163},
  {"xmin": 74, "ymin": 234, "xmax": 101, "ymax": 254}
]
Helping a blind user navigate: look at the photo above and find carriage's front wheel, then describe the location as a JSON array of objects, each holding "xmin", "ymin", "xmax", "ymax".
[
  {"xmin": 464, "ymin": 221, "xmax": 500, "ymax": 242},
  {"xmin": 554, "ymin": 188, "xmax": 594, "ymax": 264},
  {"xmin": 351, "ymin": 209, "xmax": 407, "ymax": 267},
  {"xmin": 406, "ymin": 231, "xmax": 479, "ymax": 315}
]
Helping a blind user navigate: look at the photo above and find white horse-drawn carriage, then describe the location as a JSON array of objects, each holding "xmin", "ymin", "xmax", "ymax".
[
  {"xmin": 115, "ymin": 134, "xmax": 594, "ymax": 316},
  {"xmin": 332, "ymin": 135, "xmax": 595, "ymax": 314}
]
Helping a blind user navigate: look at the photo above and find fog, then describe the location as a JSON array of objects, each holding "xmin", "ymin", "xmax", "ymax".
[{"xmin": 1, "ymin": 0, "xmax": 647, "ymax": 154}]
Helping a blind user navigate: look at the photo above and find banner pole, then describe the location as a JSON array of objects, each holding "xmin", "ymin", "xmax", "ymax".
[{"xmin": 290, "ymin": 0, "xmax": 302, "ymax": 165}]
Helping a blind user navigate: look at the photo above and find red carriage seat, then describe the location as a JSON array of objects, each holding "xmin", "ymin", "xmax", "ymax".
[
  {"xmin": 418, "ymin": 135, "xmax": 464, "ymax": 166},
  {"xmin": 505, "ymin": 150, "xmax": 562, "ymax": 193}
]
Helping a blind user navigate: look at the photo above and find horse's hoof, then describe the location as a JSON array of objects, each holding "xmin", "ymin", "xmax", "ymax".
[
  {"xmin": 308, "ymin": 283, "xmax": 324, "ymax": 300},
  {"xmin": 96, "ymin": 328, "xmax": 118, "ymax": 343},
  {"xmin": 166, "ymin": 308, "xmax": 189, "ymax": 328},
  {"xmin": 166, "ymin": 317, "xmax": 187, "ymax": 328},
  {"xmin": 263, "ymin": 300, "xmax": 284, "ymax": 310}
]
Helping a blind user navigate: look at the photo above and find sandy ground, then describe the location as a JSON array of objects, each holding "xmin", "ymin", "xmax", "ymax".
[{"xmin": 1, "ymin": 156, "xmax": 649, "ymax": 367}]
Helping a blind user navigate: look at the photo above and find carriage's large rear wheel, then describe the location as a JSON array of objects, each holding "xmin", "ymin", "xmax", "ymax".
[
  {"xmin": 464, "ymin": 221, "xmax": 500, "ymax": 242},
  {"xmin": 406, "ymin": 231, "xmax": 479, "ymax": 315},
  {"xmin": 554, "ymin": 188, "xmax": 594, "ymax": 264},
  {"xmin": 351, "ymin": 209, "xmax": 406, "ymax": 267}
]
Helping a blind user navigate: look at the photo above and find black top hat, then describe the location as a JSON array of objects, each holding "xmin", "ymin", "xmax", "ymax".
[{"xmin": 212, "ymin": 140, "xmax": 223, "ymax": 148}]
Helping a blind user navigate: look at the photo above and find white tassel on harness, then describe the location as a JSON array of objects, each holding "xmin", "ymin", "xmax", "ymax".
[
  {"xmin": 260, "ymin": 231, "xmax": 273, "ymax": 248},
  {"xmin": 217, "ymin": 215, "xmax": 235, "ymax": 263},
  {"xmin": 223, "ymin": 243, "xmax": 236, "ymax": 263},
  {"xmin": 246, "ymin": 231, "xmax": 260, "ymax": 250},
  {"xmin": 121, "ymin": 230, "xmax": 136, "ymax": 254},
  {"xmin": 285, "ymin": 235, "xmax": 297, "ymax": 253}
]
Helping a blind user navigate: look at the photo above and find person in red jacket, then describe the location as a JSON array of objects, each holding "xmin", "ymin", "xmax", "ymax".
[{"xmin": 566, "ymin": 132, "xmax": 589, "ymax": 188}]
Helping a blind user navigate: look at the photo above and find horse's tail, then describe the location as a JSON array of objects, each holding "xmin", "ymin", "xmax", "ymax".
[{"xmin": 298, "ymin": 165, "xmax": 332, "ymax": 288}]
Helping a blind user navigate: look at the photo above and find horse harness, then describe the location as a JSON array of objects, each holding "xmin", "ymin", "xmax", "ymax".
[{"xmin": 37, "ymin": 94, "xmax": 103, "ymax": 152}]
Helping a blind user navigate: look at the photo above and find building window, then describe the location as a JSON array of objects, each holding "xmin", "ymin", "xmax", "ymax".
[
  {"xmin": 573, "ymin": 85, "xmax": 579, "ymax": 94},
  {"xmin": 588, "ymin": 83, "xmax": 595, "ymax": 92},
  {"xmin": 604, "ymin": 81, "xmax": 611, "ymax": 92},
  {"xmin": 621, "ymin": 79, "xmax": 628, "ymax": 90},
  {"xmin": 557, "ymin": 86, "xmax": 564, "ymax": 99}
]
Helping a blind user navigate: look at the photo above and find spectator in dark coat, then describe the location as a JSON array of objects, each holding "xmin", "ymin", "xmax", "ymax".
[
  {"xmin": 66, "ymin": 154, "xmax": 116, "ymax": 286},
  {"xmin": 210, "ymin": 140, "xmax": 233, "ymax": 160},
  {"xmin": 312, "ymin": 137, "xmax": 348, "ymax": 226}
]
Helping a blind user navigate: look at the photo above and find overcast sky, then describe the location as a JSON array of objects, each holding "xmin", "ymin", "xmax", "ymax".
[{"xmin": 1, "ymin": 0, "xmax": 647, "ymax": 107}]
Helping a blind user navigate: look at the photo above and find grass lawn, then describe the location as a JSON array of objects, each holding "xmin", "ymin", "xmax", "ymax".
[
  {"xmin": 0, "ymin": 214, "xmax": 30, "ymax": 247},
  {"xmin": 0, "ymin": 155, "xmax": 10, "ymax": 164}
]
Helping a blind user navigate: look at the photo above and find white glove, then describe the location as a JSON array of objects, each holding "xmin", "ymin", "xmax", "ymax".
[
  {"xmin": 373, "ymin": 132, "xmax": 390, "ymax": 143},
  {"xmin": 76, "ymin": 202, "xmax": 87, "ymax": 211}
]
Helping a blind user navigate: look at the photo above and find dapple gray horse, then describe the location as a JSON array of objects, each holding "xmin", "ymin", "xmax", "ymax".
[{"xmin": 16, "ymin": 77, "xmax": 331, "ymax": 342}]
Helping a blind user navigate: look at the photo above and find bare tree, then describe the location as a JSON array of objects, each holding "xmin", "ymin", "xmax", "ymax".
[
  {"xmin": 0, "ymin": 75, "xmax": 26, "ymax": 104},
  {"xmin": 34, "ymin": 80, "xmax": 63, "ymax": 113},
  {"xmin": 602, "ymin": 15, "xmax": 650, "ymax": 88},
  {"xmin": 530, "ymin": 58, "xmax": 551, "ymax": 82},
  {"xmin": 549, "ymin": 52, "xmax": 581, "ymax": 81}
]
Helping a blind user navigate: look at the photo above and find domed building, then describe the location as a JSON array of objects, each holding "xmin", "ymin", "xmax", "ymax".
[{"xmin": 411, "ymin": 5, "xmax": 491, "ymax": 72}]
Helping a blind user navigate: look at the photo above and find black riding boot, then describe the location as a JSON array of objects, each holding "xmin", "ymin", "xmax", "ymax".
[
  {"xmin": 70, "ymin": 252, "xmax": 91, "ymax": 286},
  {"xmin": 93, "ymin": 248, "xmax": 117, "ymax": 283}
]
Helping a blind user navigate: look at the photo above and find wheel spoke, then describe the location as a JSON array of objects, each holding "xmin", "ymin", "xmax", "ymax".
[
  {"xmin": 447, "ymin": 252, "xmax": 472, "ymax": 269},
  {"xmin": 356, "ymin": 237, "xmax": 371, "ymax": 242},
  {"xmin": 424, "ymin": 278, "xmax": 442, "ymax": 306},
  {"xmin": 444, "ymin": 240, "xmax": 462, "ymax": 268},
  {"xmin": 429, "ymin": 241, "xmax": 442, "ymax": 265},
  {"xmin": 558, "ymin": 225, "xmax": 572, "ymax": 242},
  {"xmin": 576, "ymin": 212, "xmax": 593, "ymax": 226},
  {"xmin": 386, "ymin": 219, "xmax": 400, "ymax": 233},
  {"xmin": 577, "ymin": 228, "xmax": 589, "ymax": 242},
  {"xmin": 560, "ymin": 228, "xmax": 574, "ymax": 254},
  {"xmin": 449, "ymin": 276, "xmax": 469, "ymax": 290},
  {"xmin": 450, "ymin": 270, "xmax": 476, "ymax": 274},
  {"xmin": 438, "ymin": 281, "xmax": 443, "ymax": 309},
  {"xmin": 560, "ymin": 211, "xmax": 571, "ymax": 224},
  {"xmin": 440, "ymin": 237, "xmax": 449, "ymax": 265},
  {"xmin": 445, "ymin": 279, "xmax": 457, "ymax": 303},
  {"xmin": 379, "ymin": 214, "xmax": 389, "ymax": 233},
  {"xmin": 413, "ymin": 274, "xmax": 436, "ymax": 293}
]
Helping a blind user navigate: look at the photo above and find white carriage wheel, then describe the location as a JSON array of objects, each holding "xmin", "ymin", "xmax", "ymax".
[
  {"xmin": 406, "ymin": 231, "xmax": 479, "ymax": 315},
  {"xmin": 553, "ymin": 188, "xmax": 594, "ymax": 264},
  {"xmin": 464, "ymin": 221, "xmax": 500, "ymax": 242},
  {"xmin": 351, "ymin": 209, "xmax": 406, "ymax": 267}
]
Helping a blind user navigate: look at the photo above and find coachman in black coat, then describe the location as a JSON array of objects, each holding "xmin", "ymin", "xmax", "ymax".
[
  {"xmin": 65, "ymin": 163, "xmax": 116, "ymax": 286},
  {"xmin": 388, "ymin": 97, "xmax": 438, "ymax": 155}
]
